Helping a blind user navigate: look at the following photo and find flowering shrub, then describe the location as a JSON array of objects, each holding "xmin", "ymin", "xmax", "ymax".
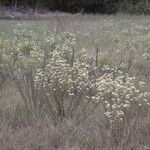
[
  {"xmin": 0, "ymin": 25, "xmax": 150, "ymax": 124},
  {"xmin": 92, "ymin": 68, "xmax": 150, "ymax": 122}
]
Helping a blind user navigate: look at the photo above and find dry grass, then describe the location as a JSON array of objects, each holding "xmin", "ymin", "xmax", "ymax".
[{"xmin": 0, "ymin": 14, "xmax": 150, "ymax": 150}]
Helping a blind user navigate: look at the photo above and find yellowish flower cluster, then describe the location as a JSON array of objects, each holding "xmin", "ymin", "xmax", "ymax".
[{"xmin": 92, "ymin": 69, "xmax": 150, "ymax": 122}]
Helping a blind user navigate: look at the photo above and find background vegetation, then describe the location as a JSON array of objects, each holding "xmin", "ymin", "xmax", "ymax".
[{"xmin": 0, "ymin": 0, "xmax": 150, "ymax": 14}]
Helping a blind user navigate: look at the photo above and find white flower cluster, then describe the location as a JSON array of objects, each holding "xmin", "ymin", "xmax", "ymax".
[
  {"xmin": 34, "ymin": 51, "xmax": 92, "ymax": 100},
  {"xmin": 92, "ymin": 70, "xmax": 150, "ymax": 122}
]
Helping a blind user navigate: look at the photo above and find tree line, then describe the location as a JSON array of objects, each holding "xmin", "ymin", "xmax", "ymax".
[{"xmin": 0, "ymin": 0, "xmax": 150, "ymax": 14}]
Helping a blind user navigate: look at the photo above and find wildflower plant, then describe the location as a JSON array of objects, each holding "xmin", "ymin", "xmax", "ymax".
[
  {"xmin": 93, "ymin": 68, "xmax": 150, "ymax": 123},
  {"xmin": 0, "ymin": 25, "xmax": 150, "ymax": 124}
]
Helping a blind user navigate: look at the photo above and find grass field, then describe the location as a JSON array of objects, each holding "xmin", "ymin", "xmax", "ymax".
[{"xmin": 0, "ymin": 14, "xmax": 150, "ymax": 150}]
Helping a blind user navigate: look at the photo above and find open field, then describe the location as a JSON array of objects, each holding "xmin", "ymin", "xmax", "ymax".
[{"xmin": 0, "ymin": 14, "xmax": 150, "ymax": 150}]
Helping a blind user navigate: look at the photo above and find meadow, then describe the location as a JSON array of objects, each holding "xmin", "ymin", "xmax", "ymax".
[{"xmin": 0, "ymin": 14, "xmax": 150, "ymax": 150}]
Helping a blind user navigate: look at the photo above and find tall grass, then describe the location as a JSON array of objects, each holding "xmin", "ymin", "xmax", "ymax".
[{"xmin": 0, "ymin": 15, "xmax": 150, "ymax": 150}]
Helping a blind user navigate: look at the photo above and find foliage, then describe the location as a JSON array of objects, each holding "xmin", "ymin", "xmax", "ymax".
[
  {"xmin": 0, "ymin": 0, "xmax": 150, "ymax": 14},
  {"xmin": 0, "ymin": 25, "xmax": 150, "ymax": 125},
  {"xmin": 0, "ymin": 16, "xmax": 150, "ymax": 149}
]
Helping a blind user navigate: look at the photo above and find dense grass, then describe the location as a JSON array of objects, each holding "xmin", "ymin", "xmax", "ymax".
[{"xmin": 0, "ymin": 14, "xmax": 150, "ymax": 150}]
